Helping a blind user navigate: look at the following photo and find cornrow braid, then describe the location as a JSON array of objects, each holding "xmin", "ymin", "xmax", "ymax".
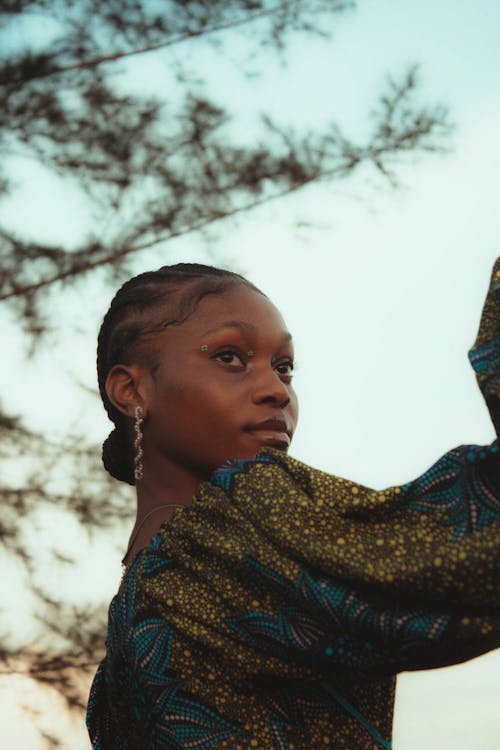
[{"xmin": 97, "ymin": 263, "xmax": 260, "ymax": 485}]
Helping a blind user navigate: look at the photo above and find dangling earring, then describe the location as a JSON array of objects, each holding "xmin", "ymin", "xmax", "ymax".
[{"xmin": 134, "ymin": 405, "xmax": 144, "ymax": 482}]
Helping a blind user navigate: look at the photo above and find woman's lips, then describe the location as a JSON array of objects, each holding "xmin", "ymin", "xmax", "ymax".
[
  {"xmin": 243, "ymin": 418, "xmax": 292, "ymax": 449},
  {"xmin": 244, "ymin": 429, "xmax": 291, "ymax": 449}
]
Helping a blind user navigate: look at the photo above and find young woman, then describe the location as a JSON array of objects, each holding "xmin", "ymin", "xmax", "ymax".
[{"xmin": 87, "ymin": 262, "xmax": 500, "ymax": 749}]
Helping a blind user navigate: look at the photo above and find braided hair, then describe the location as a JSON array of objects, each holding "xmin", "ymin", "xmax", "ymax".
[{"xmin": 97, "ymin": 263, "xmax": 260, "ymax": 485}]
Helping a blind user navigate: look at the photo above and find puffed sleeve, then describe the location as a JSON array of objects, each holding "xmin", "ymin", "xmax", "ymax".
[
  {"xmin": 140, "ymin": 259, "xmax": 500, "ymax": 682},
  {"xmin": 87, "ymin": 262, "xmax": 500, "ymax": 749},
  {"xmin": 195, "ymin": 260, "xmax": 500, "ymax": 678}
]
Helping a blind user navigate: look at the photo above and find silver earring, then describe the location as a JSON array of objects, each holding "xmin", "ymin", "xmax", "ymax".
[{"xmin": 134, "ymin": 405, "xmax": 144, "ymax": 482}]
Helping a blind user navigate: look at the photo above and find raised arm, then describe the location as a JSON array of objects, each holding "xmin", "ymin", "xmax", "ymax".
[
  {"xmin": 189, "ymin": 258, "xmax": 500, "ymax": 678},
  {"xmin": 89, "ymin": 260, "xmax": 500, "ymax": 750}
]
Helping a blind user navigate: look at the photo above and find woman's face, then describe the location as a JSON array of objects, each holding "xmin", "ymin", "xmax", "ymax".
[{"xmin": 141, "ymin": 284, "xmax": 298, "ymax": 480}]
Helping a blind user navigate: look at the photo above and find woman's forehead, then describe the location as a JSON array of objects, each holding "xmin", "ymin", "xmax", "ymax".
[
  {"xmin": 158, "ymin": 286, "xmax": 292, "ymax": 343},
  {"xmin": 189, "ymin": 287, "xmax": 290, "ymax": 335}
]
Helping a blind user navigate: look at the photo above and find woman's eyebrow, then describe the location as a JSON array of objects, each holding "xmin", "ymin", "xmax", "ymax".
[{"xmin": 200, "ymin": 320, "xmax": 292, "ymax": 342}]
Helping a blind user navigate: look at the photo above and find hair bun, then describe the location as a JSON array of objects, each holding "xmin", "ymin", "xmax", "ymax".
[{"xmin": 102, "ymin": 426, "xmax": 135, "ymax": 485}]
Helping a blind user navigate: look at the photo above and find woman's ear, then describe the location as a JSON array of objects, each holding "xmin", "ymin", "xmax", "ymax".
[{"xmin": 105, "ymin": 364, "xmax": 145, "ymax": 418}]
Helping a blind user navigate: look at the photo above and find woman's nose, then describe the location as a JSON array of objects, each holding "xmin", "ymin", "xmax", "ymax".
[{"xmin": 252, "ymin": 368, "xmax": 290, "ymax": 408}]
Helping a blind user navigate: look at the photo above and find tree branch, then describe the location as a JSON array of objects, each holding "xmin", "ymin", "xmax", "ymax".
[
  {"xmin": 0, "ymin": 7, "xmax": 279, "ymax": 84},
  {"xmin": 0, "ymin": 167, "xmax": 344, "ymax": 302}
]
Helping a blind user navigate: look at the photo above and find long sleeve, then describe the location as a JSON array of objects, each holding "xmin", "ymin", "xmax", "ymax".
[
  {"xmin": 140, "ymin": 258, "xmax": 500, "ymax": 680},
  {"xmin": 88, "ymin": 260, "xmax": 500, "ymax": 750}
]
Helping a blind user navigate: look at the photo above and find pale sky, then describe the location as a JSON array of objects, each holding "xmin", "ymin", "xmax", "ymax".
[{"xmin": 1, "ymin": 1, "xmax": 500, "ymax": 748}]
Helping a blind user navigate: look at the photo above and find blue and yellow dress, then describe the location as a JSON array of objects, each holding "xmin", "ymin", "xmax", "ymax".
[{"xmin": 87, "ymin": 261, "xmax": 500, "ymax": 749}]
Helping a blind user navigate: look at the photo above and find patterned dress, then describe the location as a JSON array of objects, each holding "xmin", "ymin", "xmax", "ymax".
[{"xmin": 87, "ymin": 260, "xmax": 500, "ymax": 749}]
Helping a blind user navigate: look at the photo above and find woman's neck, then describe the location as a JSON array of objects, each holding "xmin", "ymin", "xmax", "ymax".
[
  {"xmin": 123, "ymin": 458, "xmax": 206, "ymax": 566},
  {"xmin": 136, "ymin": 454, "xmax": 206, "ymax": 513}
]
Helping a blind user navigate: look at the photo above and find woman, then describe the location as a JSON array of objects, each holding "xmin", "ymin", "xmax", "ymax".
[{"xmin": 87, "ymin": 261, "xmax": 500, "ymax": 749}]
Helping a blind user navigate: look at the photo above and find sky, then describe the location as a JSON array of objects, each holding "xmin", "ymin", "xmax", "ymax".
[{"xmin": 1, "ymin": 0, "xmax": 500, "ymax": 748}]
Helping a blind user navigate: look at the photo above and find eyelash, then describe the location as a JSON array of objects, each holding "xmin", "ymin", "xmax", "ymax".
[
  {"xmin": 214, "ymin": 349, "xmax": 244, "ymax": 366},
  {"xmin": 212, "ymin": 348, "xmax": 294, "ymax": 378}
]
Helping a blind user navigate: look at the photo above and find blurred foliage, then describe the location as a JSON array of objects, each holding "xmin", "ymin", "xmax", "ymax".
[{"xmin": 0, "ymin": 0, "xmax": 453, "ymax": 746}]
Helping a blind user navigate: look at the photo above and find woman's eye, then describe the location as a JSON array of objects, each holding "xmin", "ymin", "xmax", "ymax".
[
  {"xmin": 214, "ymin": 349, "xmax": 245, "ymax": 367},
  {"xmin": 276, "ymin": 360, "xmax": 294, "ymax": 377}
]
